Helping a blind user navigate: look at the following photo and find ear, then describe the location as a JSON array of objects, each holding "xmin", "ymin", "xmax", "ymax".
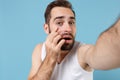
[{"xmin": 44, "ymin": 24, "xmax": 49, "ymax": 34}]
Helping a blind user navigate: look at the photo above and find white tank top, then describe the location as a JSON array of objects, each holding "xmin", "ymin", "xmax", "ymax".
[{"xmin": 41, "ymin": 41, "xmax": 93, "ymax": 80}]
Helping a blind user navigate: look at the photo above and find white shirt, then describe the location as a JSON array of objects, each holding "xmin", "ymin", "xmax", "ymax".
[{"xmin": 41, "ymin": 41, "xmax": 93, "ymax": 80}]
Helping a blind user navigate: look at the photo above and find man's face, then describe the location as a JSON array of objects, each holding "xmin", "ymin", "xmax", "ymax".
[{"xmin": 48, "ymin": 7, "xmax": 76, "ymax": 51}]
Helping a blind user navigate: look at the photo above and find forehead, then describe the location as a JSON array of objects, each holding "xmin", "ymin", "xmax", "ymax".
[{"xmin": 50, "ymin": 7, "xmax": 75, "ymax": 20}]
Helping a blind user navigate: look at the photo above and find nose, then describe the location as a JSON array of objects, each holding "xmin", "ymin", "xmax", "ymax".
[{"xmin": 62, "ymin": 22, "xmax": 72, "ymax": 32}]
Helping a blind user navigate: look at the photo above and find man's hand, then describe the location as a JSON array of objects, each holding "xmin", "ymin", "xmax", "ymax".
[{"xmin": 45, "ymin": 27, "xmax": 65, "ymax": 61}]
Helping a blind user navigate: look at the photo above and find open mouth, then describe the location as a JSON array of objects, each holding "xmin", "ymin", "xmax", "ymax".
[
  {"xmin": 63, "ymin": 37, "xmax": 72, "ymax": 40},
  {"xmin": 57, "ymin": 37, "xmax": 72, "ymax": 44},
  {"xmin": 62, "ymin": 37, "xmax": 73, "ymax": 44}
]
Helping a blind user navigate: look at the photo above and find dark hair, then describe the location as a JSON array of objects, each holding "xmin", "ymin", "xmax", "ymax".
[{"xmin": 44, "ymin": 0, "xmax": 75, "ymax": 24}]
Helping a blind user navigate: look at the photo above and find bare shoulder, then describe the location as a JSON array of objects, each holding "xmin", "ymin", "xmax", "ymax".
[
  {"xmin": 32, "ymin": 43, "xmax": 43, "ymax": 61},
  {"xmin": 28, "ymin": 43, "xmax": 43, "ymax": 80},
  {"xmin": 78, "ymin": 44, "xmax": 93, "ymax": 56},
  {"xmin": 77, "ymin": 44, "xmax": 94, "ymax": 72}
]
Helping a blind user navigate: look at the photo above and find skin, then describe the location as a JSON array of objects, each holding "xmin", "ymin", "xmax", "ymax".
[{"xmin": 28, "ymin": 7, "xmax": 120, "ymax": 80}]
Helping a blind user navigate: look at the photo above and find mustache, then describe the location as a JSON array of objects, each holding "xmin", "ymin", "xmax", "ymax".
[{"xmin": 60, "ymin": 32, "xmax": 73, "ymax": 37}]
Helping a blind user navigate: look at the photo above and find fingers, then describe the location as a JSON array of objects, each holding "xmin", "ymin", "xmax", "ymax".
[
  {"xmin": 56, "ymin": 39, "xmax": 65, "ymax": 51},
  {"xmin": 45, "ymin": 27, "xmax": 66, "ymax": 62},
  {"xmin": 53, "ymin": 26, "xmax": 58, "ymax": 32},
  {"xmin": 47, "ymin": 27, "xmax": 59, "ymax": 42},
  {"xmin": 47, "ymin": 32, "xmax": 58, "ymax": 42},
  {"xmin": 53, "ymin": 35, "xmax": 62, "ymax": 45},
  {"xmin": 45, "ymin": 27, "xmax": 65, "ymax": 54}
]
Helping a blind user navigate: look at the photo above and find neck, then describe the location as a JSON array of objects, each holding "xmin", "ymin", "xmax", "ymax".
[{"xmin": 57, "ymin": 50, "xmax": 70, "ymax": 64}]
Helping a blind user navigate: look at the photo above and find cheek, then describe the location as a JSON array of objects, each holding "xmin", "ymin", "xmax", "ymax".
[
  {"xmin": 72, "ymin": 27, "xmax": 76, "ymax": 34},
  {"xmin": 56, "ymin": 27, "xmax": 64, "ymax": 34}
]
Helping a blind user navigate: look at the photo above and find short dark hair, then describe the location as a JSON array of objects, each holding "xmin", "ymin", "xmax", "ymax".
[{"xmin": 44, "ymin": 0, "xmax": 75, "ymax": 24}]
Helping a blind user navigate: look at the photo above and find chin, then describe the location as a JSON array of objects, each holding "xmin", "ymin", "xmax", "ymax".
[{"xmin": 61, "ymin": 40, "xmax": 75, "ymax": 51}]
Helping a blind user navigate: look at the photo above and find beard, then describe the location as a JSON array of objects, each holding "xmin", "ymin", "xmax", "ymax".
[
  {"xmin": 60, "ymin": 32, "xmax": 75, "ymax": 51},
  {"xmin": 61, "ymin": 39, "xmax": 75, "ymax": 51}
]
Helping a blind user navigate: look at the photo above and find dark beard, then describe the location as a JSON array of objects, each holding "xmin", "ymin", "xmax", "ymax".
[
  {"xmin": 60, "ymin": 32, "xmax": 75, "ymax": 51},
  {"xmin": 61, "ymin": 40, "xmax": 75, "ymax": 51}
]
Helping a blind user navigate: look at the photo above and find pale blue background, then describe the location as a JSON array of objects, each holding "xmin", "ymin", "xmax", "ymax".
[{"xmin": 0, "ymin": 0, "xmax": 120, "ymax": 80}]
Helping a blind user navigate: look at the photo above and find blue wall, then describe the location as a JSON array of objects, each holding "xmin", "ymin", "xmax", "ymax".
[{"xmin": 0, "ymin": 0, "xmax": 120, "ymax": 80}]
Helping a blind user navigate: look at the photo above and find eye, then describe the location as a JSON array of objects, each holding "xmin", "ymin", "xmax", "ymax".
[
  {"xmin": 56, "ymin": 22, "xmax": 63, "ymax": 26},
  {"xmin": 69, "ymin": 21, "xmax": 75, "ymax": 25}
]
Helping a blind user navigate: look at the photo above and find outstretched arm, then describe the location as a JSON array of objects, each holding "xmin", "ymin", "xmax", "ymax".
[{"xmin": 86, "ymin": 18, "xmax": 120, "ymax": 70}]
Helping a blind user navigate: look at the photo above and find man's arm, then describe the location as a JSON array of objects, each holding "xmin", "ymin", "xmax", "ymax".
[
  {"xmin": 28, "ymin": 44, "xmax": 42, "ymax": 80},
  {"xmin": 86, "ymin": 18, "xmax": 120, "ymax": 70},
  {"xmin": 30, "ymin": 50, "xmax": 57, "ymax": 80},
  {"xmin": 28, "ymin": 43, "xmax": 56, "ymax": 80},
  {"xmin": 28, "ymin": 28, "xmax": 65, "ymax": 80}
]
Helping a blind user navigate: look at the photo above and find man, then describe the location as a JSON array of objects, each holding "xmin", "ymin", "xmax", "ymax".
[{"xmin": 28, "ymin": 0, "xmax": 120, "ymax": 80}]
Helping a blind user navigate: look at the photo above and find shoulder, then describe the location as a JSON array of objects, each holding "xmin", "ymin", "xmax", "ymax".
[
  {"xmin": 78, "ymin": 44, "xmax": 93, "ymax": 52},
  {"xmin": 32, "ymin": 43, "xmax": 43, "ymax": 61}
]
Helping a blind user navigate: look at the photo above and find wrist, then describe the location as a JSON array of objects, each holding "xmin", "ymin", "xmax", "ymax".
[{"xmin": 45, "ymin": 53, "xmax": 57, "ymax": 65}]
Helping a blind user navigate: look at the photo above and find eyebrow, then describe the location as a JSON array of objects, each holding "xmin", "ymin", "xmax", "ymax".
[{"xmin": 53, "ymin": 16, "xmax": 75, "ymax": 22}]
